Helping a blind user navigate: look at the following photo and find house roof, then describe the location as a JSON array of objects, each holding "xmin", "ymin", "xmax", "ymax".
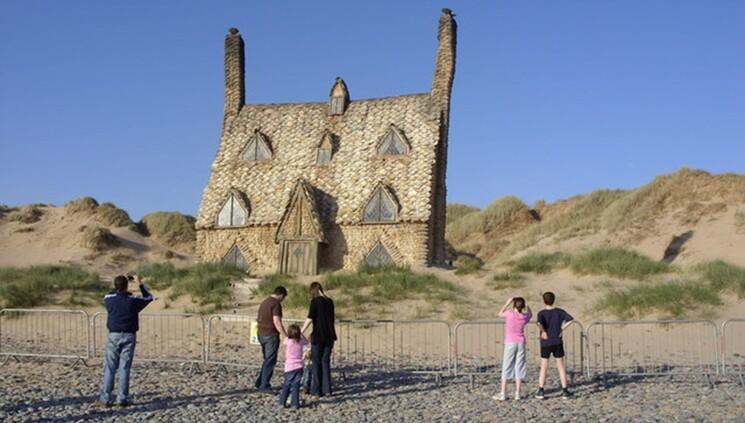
[{"xmin": 196, "ymin": 92, "xmax": 442, "ymax": 229}]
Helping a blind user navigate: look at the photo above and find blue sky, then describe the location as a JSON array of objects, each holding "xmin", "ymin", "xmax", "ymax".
[{"xmin": 1, "ymin": 1, "xmax": 743, "ymax": 219}]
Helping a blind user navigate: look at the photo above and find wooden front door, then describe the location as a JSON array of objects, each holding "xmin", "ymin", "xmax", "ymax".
[{"xmin": 279, "ymin": 240, "xmax": 318, "ymax": 275}]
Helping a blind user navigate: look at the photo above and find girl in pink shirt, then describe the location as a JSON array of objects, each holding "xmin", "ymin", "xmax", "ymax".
[
  {"xmin": 279, "ymin": 324, "xmax": 307, "ymax": 409},
  {"xmin": 495, "ymin": 297, "xmax": 532, "ymax": 401}
]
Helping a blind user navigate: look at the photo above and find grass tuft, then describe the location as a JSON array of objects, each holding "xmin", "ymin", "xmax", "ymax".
[
  {"xmin": 139, "ymin": 212, "xmax": 196, "ymax": 248},
  {"xmin": 0, "ymin": 265, "xmax": 105, "ymax": 308},
  {"xmin": 596, "ymin": 280, "xmax": 721, "ymax": 319},
  {"xmin": 454, "ymin": 255, "xmax": 482, "ymax": 275},
  {"xmin": 255, "ymin": 274, "xmax": 310, "ymax": 311},
  {"xmin": 8, "ymin": 205, "xmax": 45, "ymax": 224},
  {"xmin": 512, "ymin": 252, "xmax": 571, "ymax": 274},
  {"xmin": 487, "ymin": 272, "xmax": 526, "ymax": 290},
  {"xmin": 136, "ymin": 262, "xmax": 244, "ymax": 309},
  {"xmin": 570, "ymin": 247, "xmax": 670, "ymax": 279},
  {"xmin": 96, "ymin": 202, "xmax": 134, "ymax": 227},
  {"xmin": 697, "ymin": 260, "xmax": 745, "ymax": 298},
  {"xmin": 81, "ymin": 225, "xmax": 120, "ymax": 251},
  {"xmin": 64, "ymin": 197, "xmax": 99, "ymax": 214}
]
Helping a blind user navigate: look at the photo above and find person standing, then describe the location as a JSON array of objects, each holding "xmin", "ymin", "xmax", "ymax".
[
  {"xmin": 278, "ymin": 324, "xmax": 308, "ymax": 409},
  {"xmin": 300, "ymin": 282, "xmax": 336, "ymax": 397},
  {"xmin": 255, "ymin": 286, "xmax": 288, "ymax": 392},
  {"xmin": 96, "ymin": 274, "xmax": 153, "ymax": 407},
  {"xmin": 535, "ymin": 291, "xmax": 575, "ymax": 399},
  {"xmin": 494, "ymin": 296, "xmax": 532, "ymax": 401}
]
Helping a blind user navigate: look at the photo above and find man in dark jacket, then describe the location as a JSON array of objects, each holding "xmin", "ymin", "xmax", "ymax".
[{"xmin": 96, "ymin": 274, "xmax": 153, "ymax": 407}]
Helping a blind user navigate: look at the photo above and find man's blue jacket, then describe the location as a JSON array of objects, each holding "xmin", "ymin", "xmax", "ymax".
[{"xmin": 104, "ymin": 284, "xmax": 153, "ymax": 333}]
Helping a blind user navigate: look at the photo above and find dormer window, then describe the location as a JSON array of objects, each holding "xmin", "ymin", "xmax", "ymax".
[
  {"xmin": 217, "ymin": 191, "xmax": 249, "ymax": 227},
  {"xmin": 329, "ymin": 77, "xmax": 349, "ymax": 115},
  {"xmin": 363, "ymin": 184, "xmax": 398, "ymax": 223},
  {"xmin": 316, "ymin": 132, "xmax": 335, "ymax": 165},
  {"xmin": 242, "ymin": 130, "xmax": 272, "ymax": 161},
  {"xmin": 376, "ymin": 125, "xmax": 410, "ymax": 156}
]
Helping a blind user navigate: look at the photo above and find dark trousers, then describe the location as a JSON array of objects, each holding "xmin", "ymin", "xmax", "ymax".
[
  {"xmin": 255, "ymin": 334, "xmax": 279, "ymax": 391},
  {"xmin": 310, "ymin": 343, "xmax": 333, "ymax": 396},
  {"xmin": 278, "ymin": 369, "xmax": 303, "ymax": 409}
]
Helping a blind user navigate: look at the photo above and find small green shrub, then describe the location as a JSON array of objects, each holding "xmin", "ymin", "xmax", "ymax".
[
  {"xmin": 0, "ymin": 265, "xmax": 105, "ymax": 308},
  {"xmin": 96, "ymin": 202, "xmax": 134, "ymax": 227},
  {"xmin": 570, "ymin": 247, "xmax": 670, "ymax": 279},
  {"xmin": 81, "ymin": 225, "xmax": 120, "ymax": 251},
  {"xmin": 698, "ymin": 260, "xmax": 745, "ymax": 298},
  {"xmin": 454, "ymin": 255, "xmax": 482, "ymax": 275},
  {"xmin": 8, "ymin": 205, "xmax": 44, "ymax": 224},
  {"xmin": 596, "ymin": 281, "xmax": 721, "ymax": 319},
  {"xmin": 255, "ymin": 274, "xmax": 310, "ymax": 311},
  {"xmin": 139, "ymin": 212, "xmax": 196, "ymax": 246},
  {"xmin": 136, "ymin": 262, "xmax": 243, "ymax": 309},
  {"xmin": 512, "ymin": 252, "xmax": 571, "ymax": 274}
]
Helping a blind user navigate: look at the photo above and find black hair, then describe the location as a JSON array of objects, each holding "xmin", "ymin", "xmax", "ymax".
[
  {"xmin": 543, "ymin": 291, "xmax": 556, "ymax": 306},
  {"xmin": 273, "ymin": 286, "xmax": 288, "ymax": 297},
  {"xmin": 287, "ymin": 324, "xmax": 301, "ymax": 340},
  {"xmin": 513, "ymin": 297, "xmax": 526, "ymax": 312},
  {"xmin": 114, "ymin": 275, "xmax": 129, "ymax": 292}
]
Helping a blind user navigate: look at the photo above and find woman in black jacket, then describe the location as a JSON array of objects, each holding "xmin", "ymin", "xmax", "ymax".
[{"xmin": 300, "ymin": 282, "xmax": 337, "ymax": 396}]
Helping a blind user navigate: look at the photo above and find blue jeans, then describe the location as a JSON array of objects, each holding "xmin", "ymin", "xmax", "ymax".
[
  {"xmin": 278, "ymin": 369, "xmax": 302, "ymax": 409},
  {"xmin": 99, "ymin": 332, "xmax": 136, "ymax": 404},
  {"xmin": 302, "ymin": 366, "xmax": 312, "ymax": 393},
  {"xmin": 311, "ymin": 343, "xmax": 333, "ymax": 396},
  {"xmin": 255, "ymin": 334, "xmax": 279, "ymax": 391}
]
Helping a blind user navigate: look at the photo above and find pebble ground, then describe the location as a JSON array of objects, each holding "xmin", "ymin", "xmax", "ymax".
[{"xmin": 1, "ymin": 360, "xmax": 744, "ymax": 422}]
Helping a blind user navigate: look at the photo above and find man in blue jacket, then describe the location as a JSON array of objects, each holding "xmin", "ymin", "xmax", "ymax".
[{"xmin": 96, "ymin": 274, "xmax": 153, "ymax": 407}]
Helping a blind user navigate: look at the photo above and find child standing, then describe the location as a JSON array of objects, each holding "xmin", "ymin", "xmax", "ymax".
[
  {"xmin": 494, "ymin": 297, "xmax": 532, "ymax": 401},
  {"xmin": 535, "ymin": 291, "xmax": 574, "ymax": 399},
  {"xmin": 278, "ymin": 324, "xmax": 307, "ymax": 409}
]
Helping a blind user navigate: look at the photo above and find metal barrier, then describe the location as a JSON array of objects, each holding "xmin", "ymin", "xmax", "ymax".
[
  {"xmin": 0, "ymin": 309, "xmax": 90, "ymax": 364},
  {"xmin": 586, "ymin": 320, "xmax": 720, "ymax": 377},
  {"xmin": 721, "ymin": 319, "xmax": 745, "ymax": 377},
  {"xmin": 92, "ymin": 312, "xmax": 206, "ymax": 365},
  {"xmin": 205, "ymin": 314, "xmax": 304, "ymax": 368},
  {"xmin": 452, "ymin": 320, "xmax": 584, "ymax": 379}
]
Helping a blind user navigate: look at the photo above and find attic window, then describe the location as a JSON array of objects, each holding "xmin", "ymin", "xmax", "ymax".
[
  {"xmin": 316, "ymin": 133, "xmax": 334, "ymax": 165},
  {"xmin": 365, "ymin": 242, "xmax": 394, "ymax": 267},
  {"xmin": 223, "ymin": 244, "xmax": 248, "ymax": 270},
  {"xmin": 329, "ymin": 77, "xmax": 349, "ymax": 115},
  {"xmin": 243, "ymin": 131, "xmax": 272, "ymax": 161},
  {"xmin": 363, "ymin": 186, "xmax": 397, "ymax": 223},
  {"xmin": 217, "ymin": 194, "xmax": 248, "ymax": 227},
  {"xmin": 376, "ymin": 126, "xmax": 409, "ymax": 156}
]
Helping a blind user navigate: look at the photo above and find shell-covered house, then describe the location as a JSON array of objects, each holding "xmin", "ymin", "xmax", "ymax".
[{"xmin": 196, "ymin": 9, "xmax": 457, "ymax": 275}]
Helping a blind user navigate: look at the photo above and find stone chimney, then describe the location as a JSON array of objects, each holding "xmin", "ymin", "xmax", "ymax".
[
  {"xmin": 224, "ymin": 27, "xmax": 245, "ymax": 118},
  {"xmin": 431, "ymin": 8, "xmax": 457, "ymax": 122}
]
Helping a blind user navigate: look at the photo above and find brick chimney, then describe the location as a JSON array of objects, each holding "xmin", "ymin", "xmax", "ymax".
[{"xmin": 224, "ymin": 27, "xmax": 245, "ymax": 118}]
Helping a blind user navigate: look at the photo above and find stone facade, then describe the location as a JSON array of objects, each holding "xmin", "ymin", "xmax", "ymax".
[{"xmin": 196, "ymin": 9, "xmax": 457, "ymax": 274}]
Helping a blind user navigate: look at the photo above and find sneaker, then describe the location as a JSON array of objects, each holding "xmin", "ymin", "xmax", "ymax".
[
  {"xmin": 561, "ymin": 389, "xmax": 573, "ymax": 399},
  {"xmin": 535, "ymin": 388, "xmax": 545, "ymax": 399},
  {"xmin": 514, "ymin": 392, "xmax": 521, "ymax": 401},
  {"xmin": 492, "ymin": 393, "xmax": 506, "ymax": 401},
  {"xmin": 94, "ymin": 400, "xmax": 112, "ymax": 409}
]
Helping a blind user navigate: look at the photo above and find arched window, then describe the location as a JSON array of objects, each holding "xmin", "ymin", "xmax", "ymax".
[
  {"xmin": 329, "ymin": 77, "xmax": 349, "ymax": 115},
  {"xmin": 243, "ymin": 130, "xmax": 272, "ymax": 161},
  {"xmin": 376, "ymin": 125, "xmax": 409, "ymax": 156},
  {"xmin": 316, "ymin": 132, "xmax": 334, "ymax": 165},
  {"xmin": 365, "ymin": 242, "xmax": 394, "ymax": 267},
  {"xmin": 223, "ymin": 244, "xmax": 248, "ymax": 270},
  {"xmin": 363, "ymin": 185, "xmax": 398, "ymax": 223},
  {"xmin": 217, "ymin": 194, "xmax": 248, "ymax": 227}
]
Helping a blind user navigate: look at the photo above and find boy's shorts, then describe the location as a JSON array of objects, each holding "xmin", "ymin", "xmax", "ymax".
[{"xmin": 540, "ymin": 343, "xmax": 565, "ymax": 359}]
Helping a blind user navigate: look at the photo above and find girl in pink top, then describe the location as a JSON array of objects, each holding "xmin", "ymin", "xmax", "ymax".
[
  {"xmin": 279, "ymin": 324, "xmax": 307, "ymax": 409},
  {"xmin": 495, "ymin": 297, "xmax": 532, "ymax": 401}
]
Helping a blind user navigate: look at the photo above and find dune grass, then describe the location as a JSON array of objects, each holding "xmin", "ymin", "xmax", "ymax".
[
  {"xmin": 512, "ymin": 252, "xmax": 571, "ymax": 274},
  {"xmin": 8, "ymin": 205, "xmax": 45, "ymax": 224},
  {"xmin": 446, "ymin": 196, "xmax": 530, "ymax": 244},
  {"xmin": 570, "ymin": 247, "xmax": 671, "ymax": 279},
  {"xmin": 255, "ymin": 274, "xmax": 310, "ymax": 311},
  {"xmin": 64, "ymin": 196, "xmax": 99, "ymax": 214},
  {"xmin": 96, "ymin": 202, "xmax": 134, "ymax": 227},
  {"xmin": 136, "ymin": 262, "xmax": 244, "ymax": 309},
  {"xmin": 454, "ymin": 255, "xmax": 482, "ymax": 275},
  {"xmin": 596, "ymin": 280, "xmax": 721, "ymax": 319},
  {"xmin": 139, "ymin": 212, "xmax": 196, "ymax": 247},
  {"xmin": 0, "ymin": 265, "xmax": 105, "ymax": 308},
  {"xmin": 488, "ymin": 272, "xmax": 526, "ymax": 290},
  {"xmin": 446, "ymin": 203, "xmax": 480, "ymax": 225},
  {"xmin": 697, "ymin": 260, "xmax": 745, "ymax": 298},
  {"xmin": 81, "ymin": 225, "xmax": 120, "ymax": 251}
]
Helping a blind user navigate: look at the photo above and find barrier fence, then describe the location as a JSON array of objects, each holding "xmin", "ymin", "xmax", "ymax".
[
  {"xmin": 2, "ymin": 309, "xmax": 742, "ymax": 379},
  {"xmin": 721, "ymin": 319, "xmax": 745, "ymax": 376},
  {"xmin": 586, "ymin": 320, "xmax": 720, "ymax": 377},
  {"xmin": 452, "ymin": 320, "xmax": 584, "ymax": 380}
]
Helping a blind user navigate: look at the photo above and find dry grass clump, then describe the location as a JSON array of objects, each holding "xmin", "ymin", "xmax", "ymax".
[
  {"xmin": 8, "ymin": 205, "xmax": 45, "ymax": 224},
  {"xmin": 64, "ymin": 196, "xmax": 99, "ymax": 214},
  {"xmin": 488, "ymin": 272, "xmax": 526, "ymax": 290},
  {"xmin": 596, "ymin": 280, "xmax": 721, "ymax": 319},
  {"xmin": 446, "ymin": 203, "xmax": 480, "ymax": 225},
  {"xmin": 454, "ymin": 255, "xmax": 482, "ymax": 275},
  {"xmin": 81, "ymin": 225, "xmax": 120, "ymax": 251},
  {"xmin": 96, "ymin": 202, "xmax": 134, "ymax": 227},
  {"xmin": 139, "ymin": 212, "xmax": 196, "ymax": 249},
  {"xmin": 570, "ymin": 247, "xmax": 671, "ymax": 280}
]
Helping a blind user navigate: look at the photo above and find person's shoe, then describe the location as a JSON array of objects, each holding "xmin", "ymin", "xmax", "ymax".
[
  {"xmin": 514, "ymin": 392, "xmax": 521, "ymax": 401},
  {"xmin": 94, "ymin": 400, "xmax": 112, "ymax": 409},
  {"xmin": 561, "ymin": 388, "xmax": 573, "ymax": 399},
  {"xmin": 491, "ymin": 393, "xmax": 506, "ymax": 401},
  {"xmin": 117, "ymin": 399, "xmax": 133, "ymax": 407},
  {"xmin": 535, "ymin": 388, "xmax": 545, "ymax": 399}
]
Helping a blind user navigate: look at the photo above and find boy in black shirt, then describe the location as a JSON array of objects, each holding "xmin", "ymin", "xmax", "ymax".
[{"xmin": 535, "ymin": 291, "xmax": 574, "ymax": 399}]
